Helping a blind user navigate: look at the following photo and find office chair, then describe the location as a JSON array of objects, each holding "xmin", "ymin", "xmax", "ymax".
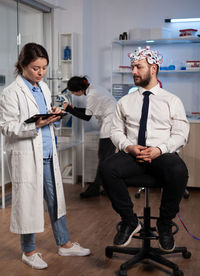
[{"xmin": 105, "ymin": 175, "xmax": 191, "ymax": 276}]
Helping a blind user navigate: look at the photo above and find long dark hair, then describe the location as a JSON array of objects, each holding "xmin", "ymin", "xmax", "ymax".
[
  {"xmin": 67, "ymin": 76, "xmax": 90, "ymax": 92},
  {"xmin": 15, "ymin": 43, "xmax": 49, "ymax": 76}
]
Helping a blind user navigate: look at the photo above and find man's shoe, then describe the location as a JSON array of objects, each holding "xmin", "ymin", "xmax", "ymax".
[
  {"xmin": 22, "ymin": 252, "xmax": 48, "ymax": 269},
  {"xmin": 80, "ymin": 184, "xmax": 100, "ymax": 198},
  {"xmin": 157, "ymin": 220, "xmax": 175, "ymax": 252},
  {"xmin": 113, "ymin": 220, "xmax": 141, "ymax": 247},
  {"xmin": 58, "ymin": 242, "xmax": 91, "ymax": 256}
]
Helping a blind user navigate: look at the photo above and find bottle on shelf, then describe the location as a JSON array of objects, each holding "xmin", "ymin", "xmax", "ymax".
[
  {"xmin": 119, "ymin": 32, "xmax": 128, "ymax": 40},
  {"xmin": 122, "ymin": 32, "xmax": 128, "ymax": 40},
  {"xmin": 68, "ymin": 47, "xmax": 71, "ymax": 60},
  {"xmin": 64, "ymin": 46, "xmax": 71, "ymax": 60},
  {"xmin": 56, "ymin": 65, "xmax": 62, "ymax": 80}
]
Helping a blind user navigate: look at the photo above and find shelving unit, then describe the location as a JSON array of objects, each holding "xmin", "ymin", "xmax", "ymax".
[
  {"xmin": 112, "ymin": 36, "xmax": 200, "ymax": 46},
  {"xmin": 57, "ymin": 33, "xmax": 84, "ymax": 185},
  {"xmin": 111, "ymin": 36, "xmax": 200, "ymax": 98},
  {"xmin": 113, "ymin": 69, "xmax": 200, "ymax": 74},
  {"xmin": 58, "ymin": 33, "xmax": 77, "ymax": 86}
]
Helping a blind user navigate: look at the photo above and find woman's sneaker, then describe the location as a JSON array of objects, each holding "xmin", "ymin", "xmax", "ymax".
[
  {"xmin": 22, "ymin": 252, "xmax": 48, "ymax": 269},
  {"xmin": 58, "ymin": 242, "xmax": 91, "ymax": 256}
]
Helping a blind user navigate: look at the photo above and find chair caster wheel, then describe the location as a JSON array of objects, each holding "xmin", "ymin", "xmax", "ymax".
[
  {"xmin": 105, "ymin": 247, "xmax": 113, "ymax": 258},
  {"xmin": 182, "ymin": 250, "xmax": 191, "ymax": 258},
  {"xmin": 174, "ymin": 270, "xmax": 183, "ymax": 276},
  {"xmin": 135, "ymin": 193, "xmax": 140, "ymax": 199},
  {"xmin": 119, "ymin": 270, "xmax": 127, "ymax": 276}
]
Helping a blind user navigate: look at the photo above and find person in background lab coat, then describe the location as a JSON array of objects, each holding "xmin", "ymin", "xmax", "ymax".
[
  {"xmin": 63, "ymin": 76, "xmax": 116, "ymax": 198},
  {"xmin": 0, "ymin": 43, "xmax": 90, "ymax": 270}
]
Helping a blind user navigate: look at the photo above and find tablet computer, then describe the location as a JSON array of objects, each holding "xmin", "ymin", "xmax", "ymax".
[{"xmin": 24, "ymin": 113, "xmax": 66, "ymax": 124}]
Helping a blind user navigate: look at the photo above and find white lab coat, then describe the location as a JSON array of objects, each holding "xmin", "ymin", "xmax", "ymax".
[
  {"xmin": 85, "ymin": 85, "xmax": 117, "ymax": 138},
  {"xmin": 0, "ymin": 75, "xmax": 66, "ymax": 234}
]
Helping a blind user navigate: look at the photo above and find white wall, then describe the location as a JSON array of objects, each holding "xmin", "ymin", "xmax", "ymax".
[
  {"xmin": 53, "ymin": 0, "xmax": 200, "ymax": 115},
  {"xmin": 82, "ymin": 0, "xmax": 200, "ymax": 86},
  {"xmin": 52, "ymin": 0, "xmax": 200, "ymax": 176}
]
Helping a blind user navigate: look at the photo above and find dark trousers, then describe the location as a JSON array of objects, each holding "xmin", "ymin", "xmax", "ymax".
[
  {"xmin": 100, "ymin": 151, "xmax": 188, "ymax": 223},
  {"xmin": 93, "ymin": 138, "xmax": 116, "ymax": 189}
]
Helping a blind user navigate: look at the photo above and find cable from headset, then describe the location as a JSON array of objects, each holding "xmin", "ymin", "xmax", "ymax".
[{"xmin": 178, "ymin": 213, "xmax": 200, "ymax": 240}]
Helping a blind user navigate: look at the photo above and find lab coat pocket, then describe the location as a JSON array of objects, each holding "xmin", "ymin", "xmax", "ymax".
[{"xmin": 11, "ymin": 151, "xmax": 36, "ymax": 183}]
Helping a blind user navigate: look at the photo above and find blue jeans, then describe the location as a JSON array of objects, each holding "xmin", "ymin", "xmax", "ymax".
[{"xmin": 20, "ymin": 158, "xmax": 70, "ymax": 253}]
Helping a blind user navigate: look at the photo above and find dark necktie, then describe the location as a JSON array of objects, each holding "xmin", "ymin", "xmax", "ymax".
[{"xmin": 138, "ymin": 91, "xmax": 151, "ymax": 146}]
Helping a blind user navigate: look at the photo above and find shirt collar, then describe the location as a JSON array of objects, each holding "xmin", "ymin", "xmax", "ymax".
[
  {"xmin": 22, "ymin": 76, "xmax": 41, "ymax": 93},
  {"xmin": 85, "ymin": 85, "xmax": 90, "ymax": 96},
  {"xmin": 138, "ymin": 83, "xmax": 160, "ymax": 96}
]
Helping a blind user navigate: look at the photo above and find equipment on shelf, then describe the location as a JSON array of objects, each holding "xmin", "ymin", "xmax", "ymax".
[{"xmin": 64, "ymin": 45, "xmax": 71, "ymax": 60}]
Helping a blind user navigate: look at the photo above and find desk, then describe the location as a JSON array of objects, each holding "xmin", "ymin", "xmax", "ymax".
[{"xmin": 179, "ymin": 121, "xmax": 200, "ymax": 188}]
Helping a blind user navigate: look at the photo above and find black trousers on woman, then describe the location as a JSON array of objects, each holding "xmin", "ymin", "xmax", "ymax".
[
  {"xmin": 100, "ymin": 151, "xmax": 188, "ymax": 224},
  {"xmin": 93, "ymin": 137, "xmax": 116, "ymax": 189}
]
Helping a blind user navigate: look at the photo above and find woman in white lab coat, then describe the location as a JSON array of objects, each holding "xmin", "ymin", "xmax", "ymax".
[
  {"xmin": 64, "ymin": 76, "xmax": 116, "ymax": 198},
  {"xmin": 0, "ymin": 43, "xmax": 90, "ymax": 270}
]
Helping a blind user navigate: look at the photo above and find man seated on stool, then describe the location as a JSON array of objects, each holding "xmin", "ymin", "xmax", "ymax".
[{"xmin": 100, "ymin": 46, "xmax": 189, "ymax": 252}]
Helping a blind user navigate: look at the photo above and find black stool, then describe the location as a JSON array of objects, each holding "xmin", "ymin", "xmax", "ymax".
[{"xmin": 105, "ymin": 175, "xmax": 191, "ymax": 276}]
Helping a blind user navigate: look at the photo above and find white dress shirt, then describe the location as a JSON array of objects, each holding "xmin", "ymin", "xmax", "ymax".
[
  {"xmin": 111, "ymin": 84, "xmax": 189, "ymax": 154},
  {"xmin": 85, "ymin": 84, "xmax": 117, "ymax": 138}
]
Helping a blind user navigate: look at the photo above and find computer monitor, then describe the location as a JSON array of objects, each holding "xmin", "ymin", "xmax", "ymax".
[{"xmin": 112, "ymin": 84, "xmax": 138, "ymax": 101}]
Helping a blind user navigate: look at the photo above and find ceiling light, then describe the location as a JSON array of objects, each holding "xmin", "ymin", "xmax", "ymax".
[{"xmin": 165, "ymin": 18, "xmax": 200, "ymax": 23}]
